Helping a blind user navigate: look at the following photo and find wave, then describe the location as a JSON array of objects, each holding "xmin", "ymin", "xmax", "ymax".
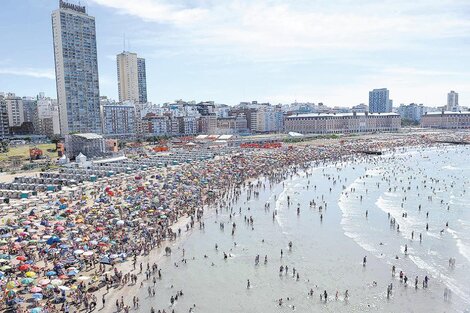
[
  {"xmin": 409, "ymin": 255, "xmax": 470, "ymax": 305},
  {"xmin": 447, "ymin": 228, "xmax": 470, "ymax": 264}
]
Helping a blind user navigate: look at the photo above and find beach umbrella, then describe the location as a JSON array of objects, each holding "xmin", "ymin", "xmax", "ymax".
[
  {"xmin": 21, "ymin": 278, "xmax": 34, "ymax": 285},
  {"xmin": 77, "ymin": 276, "xmax": 90, "ymax": 281},
  {"xmin": 25, "ymin": 271, "xmax": 36, "ymax": 278},
  {"xmin": 45, "ymin": 271, "xmax": 57, "ymax": 277},
  {"xmin": 67, "ymin": 270, "xmax": 78, "ymax": 276},
  {"xmin": 0, "ymin": 265, "xmax": 11, "ymax": 271},
  {"xmin": 0, "ymin": 258, "xmax": 9, "ymax": 263},
  {"xmin": 73, "ymin": 249, "xmax": 84, "ymax": 255},
  {"xmin": 0, "ymin": 271, "xmax": 4, "ymax": 278},
  {"xmin": 19, "ymin": 264, "xmax": 30, "ymax": 271},
  {"xmin": 16, "ymin": 255, "xmax": 27, "ymax": 261},
  {"xmin": 30, "ymin": 286, "xmax": 42, "ymax": 293},
  {"xmin": 50, "ymin": 279, "xmax": 63, "ymax": 286},
  {"xmin": 30, "ymin": 308, "xmax": 42, "ymax": 313},
  {"xmin": 58, "ymin": 286, "xmax": 70, "ymax": 291},
  {"xmin": 6, "ymin": 281, "xmax": 16, "ymax": 289},
  {"xmin": 7, "ymin": 289, "xmax": 16, "ymax": 297},
  {"xmin": 83, "ymin": 251, "xmax": 93, "ymax": 257},
  {"xmin": 46, "ymin": 236, "xmax": 61, "ymax": 245},
  {"xmin": 38, "ymin": 279, "xmax": 50, "ymax": 285},
  {"xmin": 32, "ymin": 293, "xmax": 43, "ymax": 300}
]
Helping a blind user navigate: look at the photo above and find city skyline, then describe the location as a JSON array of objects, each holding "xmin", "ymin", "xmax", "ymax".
[{"xmin": 0, "ymin": 0, "xmax": 470, "ymax": 107}]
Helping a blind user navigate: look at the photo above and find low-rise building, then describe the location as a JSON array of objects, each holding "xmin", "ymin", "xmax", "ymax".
[
  {"xmin": 397, "ymin": 103, "xmax": 428, "ymax": 122},
  {"xmin": 285, "ymin": 112, "xmax": 400, "ymax": 134},
  {"xmin": 37, "ymin": 93, "xmax": 60, "ymax": 136},
  {"xmin": 216, "ymin": 115, "xmax": 248, "ymax": 134},
  {"xmin": 421, "ymin": 111, "xmax": 470, "ymax": 129},
  {"xmin": 65, "ymin": 133, "xmax": 106, "ymax": 159},
  {"xmin": 177, "ymin": 116, "xmax": 198, "ymax": 135},
  {"xmin": 101, "ymin": 103, "xmax": 136, "ymax": 137},
  {"xmin": 144, "ymin": 115, "xmax": 171, "ymax": 136},
  {"xmin": 198, "ymin": 114, "xmax": 217, "ymax": 134}
]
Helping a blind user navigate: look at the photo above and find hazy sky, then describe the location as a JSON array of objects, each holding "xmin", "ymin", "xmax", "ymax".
[{"xmin": 1, "ymin": 0, "xmax": 470, "ymax": 107}]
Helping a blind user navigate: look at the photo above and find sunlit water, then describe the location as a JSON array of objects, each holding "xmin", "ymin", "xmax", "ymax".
[{"xmin": 133, "ymin": 145, "xmax": 470, "ymax": 313}]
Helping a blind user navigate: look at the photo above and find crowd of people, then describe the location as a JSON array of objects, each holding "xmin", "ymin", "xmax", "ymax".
[{"xmin": 0, "ymin": 133, "xmax": 444, "ymax": 312}]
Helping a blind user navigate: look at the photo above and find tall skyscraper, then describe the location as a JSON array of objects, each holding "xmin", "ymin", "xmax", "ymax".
[
  {"xmin": 137, "ymin": 57, "xmax": 147, "ymax": 103},
  {"xmin": 447, "ymin": 91, "xmax": 459, "ymax": 112},
  {"xmin": 52, "ymin": 0, "xmax": 102, "ymax": 135},
  {"xmin": 117, "ymin": 51, "xmax": 147, "ymax": 103},
  {"xmin": 369, "ymin": 88, "xmax": 392, "ymax": 113}
]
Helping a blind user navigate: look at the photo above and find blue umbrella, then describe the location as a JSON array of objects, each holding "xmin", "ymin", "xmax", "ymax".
[
  {"xmin": 46, "ymin": 271, "xmax": 57, "ymax": 276},
  {"xmin": 67, "ymin": 270, "xmax": 78, "ymax": 276},
  {"xmin": 32, "ymin": 293, "xmax": 43, "ymax": 300},
  {"xmin": 46, "ymin": 236, "xmax": 61, "ymax": 245},
  {"xmin": 30, "ymin": 307, "xmax": 42, "ymax": 313}
]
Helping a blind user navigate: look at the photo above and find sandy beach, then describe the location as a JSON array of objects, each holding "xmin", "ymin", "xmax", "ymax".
[{"xmin": 0, "ymin": 132, "xmax": 468, "ymax": 313}]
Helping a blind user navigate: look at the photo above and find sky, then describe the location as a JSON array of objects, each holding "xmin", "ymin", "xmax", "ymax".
[{"xmin": 0, "ymin": 0, "xmax": 470, "ymax": 107}]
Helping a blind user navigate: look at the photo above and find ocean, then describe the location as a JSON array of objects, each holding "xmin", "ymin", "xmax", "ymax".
[{"xmin": 135, "ymin": 145, "xmax": 470, "ymax": 313}]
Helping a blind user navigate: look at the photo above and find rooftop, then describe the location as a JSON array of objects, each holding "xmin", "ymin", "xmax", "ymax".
[
  {"xmin": 286, "ymin": 112, "xmax": 399, "ymax": 119},
  {"xmin": 59, "ymin": 0, "xmax": 86, "ymax": 14},
  {"xmin": 73, "ymin": 133, "xmax": 103, "ymax": 140},
  {"xmin": 424, "ymin": 111, "xmax": 470, "ymax": 116}
]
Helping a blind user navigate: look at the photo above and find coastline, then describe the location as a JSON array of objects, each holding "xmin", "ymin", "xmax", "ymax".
[{"xmin": 0, "ymin": 132, "xmax": 461, "ymax": 313}]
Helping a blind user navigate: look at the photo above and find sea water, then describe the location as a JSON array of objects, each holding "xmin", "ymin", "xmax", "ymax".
[{"xmin": 136, "ymin": 145, "xmax": 470, "ymax": 313}]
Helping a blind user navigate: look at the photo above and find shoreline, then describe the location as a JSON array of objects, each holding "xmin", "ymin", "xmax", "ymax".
[
  {"xmin": 0, "ymin": 133, "xmax": 459, "ymax": 313},
  {"xmin": 95, "ymin": 142, "xmax": 447, "ymax": 312}
]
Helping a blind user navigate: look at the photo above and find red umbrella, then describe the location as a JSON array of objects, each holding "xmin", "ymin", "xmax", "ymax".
[
  {"xmin": 16, "ymin": 256, "xmax": 27, "ymax": 261},
  {"xmin": 18, "ymin": 264, "xmax": 30, "ymax": 271}
]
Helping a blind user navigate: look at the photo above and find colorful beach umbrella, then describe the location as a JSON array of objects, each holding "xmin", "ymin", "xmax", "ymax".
[
  {"xmin": 6, "ymin": 281, "xmax": 16, "ymax": 289},
  {"xmin": 45, "ymin": 271, "xmax": 57, "ymax": 276},
  {"xmin": 38, "ymin": 279, "xmax": 50, "ymax": 285},
  {"xmin": 21, "ymin": 278, "xmax": 34, "ymax": 285}
]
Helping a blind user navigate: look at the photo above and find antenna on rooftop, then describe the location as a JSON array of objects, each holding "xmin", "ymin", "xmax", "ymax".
[{"xmin": 123, "ymin": 33, "xmax": 126, "ymax": 52}]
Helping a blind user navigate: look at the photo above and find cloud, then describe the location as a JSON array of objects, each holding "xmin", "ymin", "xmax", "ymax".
[
  {"xmin": 90, "ymin": 0, "xmax": 207, "ymax": 24},
  {"xmin": 90, "ymin": 0, "xmax": 470, "ymax": 57},
  {"xmin": 89, "ymin": 0, "xmax": 470, "ymax": 106},
  {"xmin": 0, "ymin": 68, "xmax": 55, "ymax": 79}
]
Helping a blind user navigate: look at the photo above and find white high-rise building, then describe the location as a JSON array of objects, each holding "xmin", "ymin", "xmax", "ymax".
[
  {"xmin": 52, "ymin": 0, "xmax": 102, "ymax": 135},
  {"xmin": 5, "ymin": 93, "xmax": 24, "ymax": 127},
  {"xmin": 37, "ymin": 93, "xmax": 61, "ymax": 136},
  {"xmin": 117, "ymin": 51, "xmax": 147, "ymax": 103},
  {"xmin": 447, "ymin": 91, "xmax": 459, "ymax": 112}
]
